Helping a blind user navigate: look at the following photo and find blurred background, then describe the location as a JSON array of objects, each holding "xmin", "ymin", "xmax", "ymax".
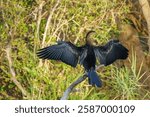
[{"xmin": 0, "ymin": 0, "xmax": 150, "ymax": 100}]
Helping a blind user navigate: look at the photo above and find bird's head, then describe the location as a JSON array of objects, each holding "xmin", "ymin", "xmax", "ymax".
[{"xmin": 85, "ymin": 31, "xmax": 96, "ymax": 45}]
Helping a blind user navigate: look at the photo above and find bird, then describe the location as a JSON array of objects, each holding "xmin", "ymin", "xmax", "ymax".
[{"xmin": 37, "ymin": 31, "xmax": 128, "ymax": 87}]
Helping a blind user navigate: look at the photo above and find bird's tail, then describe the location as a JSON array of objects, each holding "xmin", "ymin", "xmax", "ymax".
[{"xmin": 88, "ymin": 69, "xmax": 102, "ymax": 87}]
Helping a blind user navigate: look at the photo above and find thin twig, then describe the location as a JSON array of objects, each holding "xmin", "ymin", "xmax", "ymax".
[
  {"xmin": 60, "ymin": 64, "xmax": 104, "ymax": 100},
  {"xmin": 96, "ymin": 64, "xmax": 104, "ymax": 70},
  {"xmin": 42, "ymin": 0, "xmax": 61, "ymax": 47},
  {"xmin": 36, "ymin": 1, "xmax": 45, "ymax": 40},
  {"xmin": 34, "ymin": 1, "xmax": 45, "ymax": 58},
  {"xmin": 5, "ymin": 44, "xmax": 27, "ymax": 97},
  {"xmin": 39, "ymin": 0, "xmax": 61, "ymax": 67}
]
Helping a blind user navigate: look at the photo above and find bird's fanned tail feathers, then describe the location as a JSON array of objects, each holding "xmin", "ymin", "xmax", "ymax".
[{"xmin": 88, "ymin": 69, "xmax": 102, "ymax": 87}]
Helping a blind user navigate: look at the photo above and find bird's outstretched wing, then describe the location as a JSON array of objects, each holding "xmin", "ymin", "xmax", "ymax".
[
  {"xmin": 94, "ymin": 39, "xmax": 128, "ymax": 66},
  {"xmin": 37, "ymin": 41, "xmax": 81, "ymax": 67}
]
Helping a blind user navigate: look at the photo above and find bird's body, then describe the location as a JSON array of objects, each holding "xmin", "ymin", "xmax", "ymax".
[
  {"xmin": 81, "ymin": 44, "xmax": 102, "ymax": 87},
  {"xmin": 83, "ymin": 45, "xmax": 96, "ymax": 70},
  {"xmin": 37, "ymin": 31, "xmax": 128, "ymax": 87}
]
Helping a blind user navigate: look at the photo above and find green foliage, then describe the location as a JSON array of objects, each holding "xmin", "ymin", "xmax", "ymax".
[{"xmin": 0, "ymin": 0, "xmax": 149, "ymax": 100}]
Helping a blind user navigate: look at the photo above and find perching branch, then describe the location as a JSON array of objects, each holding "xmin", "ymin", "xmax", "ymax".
[
  {"xmin": 60, "ymin": 73, "xmax": 88, "ymax": 100},
  {"xmin": 60, "ymin": 64, "xmax": 104, "ymax": 100}
]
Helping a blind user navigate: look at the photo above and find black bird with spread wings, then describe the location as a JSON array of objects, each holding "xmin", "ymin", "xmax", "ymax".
[{"xmin": 37, "ymin": 31, "xmax": 128, "ymax": 87}]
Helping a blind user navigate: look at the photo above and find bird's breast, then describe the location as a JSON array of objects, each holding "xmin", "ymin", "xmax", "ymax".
[{"xmin": 83, "ymin": 46, "xmax": 96, "ymax": 70}]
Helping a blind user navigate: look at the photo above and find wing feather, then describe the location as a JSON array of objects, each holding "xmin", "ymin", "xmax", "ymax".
[
  {"xmin": 37, "ymin": 41, "xmax": 81, "ymax": 67},
  {"xmin": 94, "ymin": 39, "xmax": 128, "ymax": 66}
]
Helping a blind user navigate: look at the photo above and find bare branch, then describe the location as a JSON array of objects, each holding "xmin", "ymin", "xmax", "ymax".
[
  {"xmin": 96, "ymin": 64, "xmax": 104, "ymax": 70},
  {"xmin": 36, "ymin": 1, "xmax": 45, "ymax": 40},
  {"xmin": 5, "ymin": 44, "xmax": 28, "ymax": 97},
  {"xmin": 60, "ymin": 64, "xmax": 104, "ymax": 100},
  {"xmin": 60, "ymin": 73, "xmax": 87, "ymax": 100},
  {"xmin": 42, "ymin": 0, "xmax": 61, "ymax": 47},
  {"xmin": 34, "ymin": 1, "xmax": 45, "ymax": 58}
]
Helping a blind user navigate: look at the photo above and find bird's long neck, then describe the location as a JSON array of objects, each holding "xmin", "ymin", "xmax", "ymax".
[
  {"xmin": 85, "ymin": 31, "xmax": 95, "ymax": 45},
  {"xmin": 86, "ymin": 38, "xmax": 92, "ymax": 45}
]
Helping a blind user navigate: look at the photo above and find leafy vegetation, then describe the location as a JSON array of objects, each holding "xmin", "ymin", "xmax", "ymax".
[{"xmin": 0, "ymin": 0, "xmax": 149, "ymax": 100}]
